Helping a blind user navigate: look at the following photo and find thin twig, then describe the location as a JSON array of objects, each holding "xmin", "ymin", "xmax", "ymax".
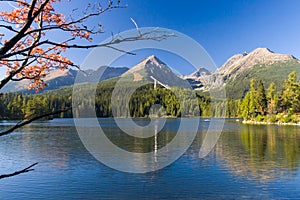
[
  {"xmin": 0, "ymin": 163, "xmax": 38, "ymax": 179},
  {"xmin": 0, "ymin": 107, "xmax": 72, "ymax": 137}
]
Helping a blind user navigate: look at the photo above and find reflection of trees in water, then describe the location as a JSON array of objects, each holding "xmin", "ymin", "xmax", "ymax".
[{"xmin": 216, "ymin": 125, "xmax": 300, "ymax": 182}]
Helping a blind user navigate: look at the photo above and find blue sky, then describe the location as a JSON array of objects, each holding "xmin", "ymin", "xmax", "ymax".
[
  {"xmin": 105, "ymin": 0, "xmax": 300, "ymax": 66},
  {"xmin": 1, "ymin": 0, "xmax": 300, "ymax": 77}
]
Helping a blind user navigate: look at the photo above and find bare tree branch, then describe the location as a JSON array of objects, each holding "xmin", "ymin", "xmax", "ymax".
[
  {"xmin": 0, "ymin": 163, "xmax": 38, "ymax": 179},
  {"xmin": 37, "ymin": 30, "xmax": 174, "ymax": 50},
  {"xmin": 0, "ymin": 107, "xmax": 72, "ymax": 137},
  {"xmin": 0, "ymin": 29, "xmax": 174, "ymax": 61},
  {"xmin": 0, "ymin": 24, "xmax": 18, "ymax": 33},
  {"xmin": 0, "ymin": 0, "xmax": 31, "ymax": 7},
  {"xmin": 24, "ymin": 4, "xmax": 124, "ymax": 36}
]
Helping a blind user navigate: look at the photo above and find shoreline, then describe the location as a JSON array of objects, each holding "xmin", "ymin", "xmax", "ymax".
[{"xmin": 242, "ymin": 120, "xmax": 300, "ymax": 126}]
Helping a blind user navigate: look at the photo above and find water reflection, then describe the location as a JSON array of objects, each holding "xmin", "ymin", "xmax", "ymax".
[
  {"xmin": 1, "ymin": 119, "xmax": 300, "ymax": 199},
  {"xmin": 96, "ymin": 118, "xmax": 196, "ymax": 173},
  {"xmin": 0, "ymin": 124, "xmax": 85, "ymax": 173},
  {"xmin": 103, "ymin": 118, "xmax": 177, "ymax": 154},
  {"xmin": 216, "ymin": 123, "xmax": 300, "ymax": 182}
]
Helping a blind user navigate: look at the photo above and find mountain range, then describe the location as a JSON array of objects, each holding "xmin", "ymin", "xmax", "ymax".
[
  {"xmin": 1, "ymin": 66, "xmax": 129, "ymax": 93},
  {"xmin": 2, "ymin": 47, "xmax": 300, "ymax": 99}
]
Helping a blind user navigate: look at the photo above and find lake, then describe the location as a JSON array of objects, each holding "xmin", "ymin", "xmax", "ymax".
[{"xmin": 1, "ymin": 118, "xmax": 300, "ymax": 199}]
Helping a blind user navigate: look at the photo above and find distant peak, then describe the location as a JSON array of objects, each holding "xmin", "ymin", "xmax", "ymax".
[
  {"xmin": 216, "ymin": 47, "xmax": 298, "ymax": 79},
  {"xmin": 251, "ymin": 47, "xmax": 273, "ymax": 54},
  {"xmin": 139, "ymin": 55, "xmax": 166, "ymax": 66},
  {"xmin": 189, "ymin": 67, "xmax": 211, "ymax": 77},
  {"xmin": 147, "ymin": 55, "xmax": 156, "ymax": 60},
  {"xmin": 145, "ymin": 55, "xmax": 162, "ymax": 63},
  {"xmin": 247, "ymin": 47, "xmax": 299, "ymax": 61}
]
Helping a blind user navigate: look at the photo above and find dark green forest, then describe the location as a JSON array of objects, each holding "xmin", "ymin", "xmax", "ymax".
[
  {"xmin": 2, "ymin": 71, "xmax": 298, "ymax": 121},
  {"xmin": 0, "ymin": 78, "xmax": 240, "ymax": 120}
]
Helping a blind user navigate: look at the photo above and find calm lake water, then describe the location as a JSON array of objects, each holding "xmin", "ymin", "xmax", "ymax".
[{"xmin": 1, "ymin": 118, "xmax": 300, "ymax": 199}]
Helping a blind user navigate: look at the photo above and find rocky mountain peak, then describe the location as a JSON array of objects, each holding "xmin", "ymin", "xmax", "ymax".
[
  {"xmin": 121, "ymin": 55, "xmax": 190, "ymax": 88},
  {"xmin": 142, "ymin": 55, "xmax": 166, "ymax": 67},
  {"xmin": 146, "ymin": 54, "xmax": 157, "ymax": 61},
  {"xmin": 251, "ymin": 47, "xmax": 273, "ymax": 54},
  {"xmin": 125, "ymin": 55, "xmax": 166, "ymax": 75},
  {"xmin": 190, "ymin": 68, "xmax": 211, "ymax": 77},
  {"xmin": 216, "ymin": 47, "xmax": 297, "ymax": 78},
  {"xmin": 183, "ymin": 67, "xmax": 211, "ymax": 80}
]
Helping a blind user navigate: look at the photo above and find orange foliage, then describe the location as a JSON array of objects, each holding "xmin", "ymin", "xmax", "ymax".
[{"xmin": 0, "ymin": 0, "xmax": 94, "ymax": 91}]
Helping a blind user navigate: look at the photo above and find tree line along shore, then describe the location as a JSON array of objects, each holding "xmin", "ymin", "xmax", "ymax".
[{"xmin": 1, "ymin": 72, "xmax": 299, "ymax": 124}]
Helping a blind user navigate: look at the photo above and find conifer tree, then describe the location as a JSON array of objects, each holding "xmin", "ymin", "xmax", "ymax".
[
  {"xmin": 249, "ymin": 78, "xmax": 258, "ymax": 118},
  {"xmin": 256, "ymin": 80, "xmax": 267, "ymax": 115},
  {"xmin": 281, "ymin": 71, "xmax": 300, "ymax": 113},
  {"xmin": 267, "ymin": 82, "xmax": 278, "ymax": 115},
  {"xmin": 240, "ymin": 93, "xmax": 251, "ymax": 120}
]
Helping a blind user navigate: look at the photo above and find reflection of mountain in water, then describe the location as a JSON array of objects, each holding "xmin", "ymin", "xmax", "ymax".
[{"xmin": 215, "ymin": 124, "xmax": 300, "ymax": 182}]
